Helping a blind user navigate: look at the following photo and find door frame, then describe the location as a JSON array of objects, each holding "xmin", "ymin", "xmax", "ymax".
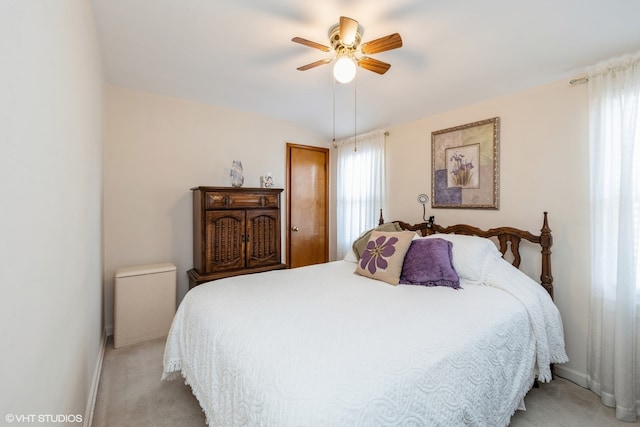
[{"xmin": 285, "ymin": 143, "xmax": 330, "ymax": 267}]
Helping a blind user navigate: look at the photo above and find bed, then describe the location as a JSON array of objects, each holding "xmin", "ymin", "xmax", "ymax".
[{"xmin": 163, "ymin": 213, "xmax": 568, "ymax": 426}]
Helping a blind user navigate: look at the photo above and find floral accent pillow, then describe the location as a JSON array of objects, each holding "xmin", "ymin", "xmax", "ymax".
[
  {"xmin": 355, "ymin": 230, "xmax": 415, "ymax": 285},
  {"xmin": 352, "ymin": 222, "xmax": 402, "ymax": 259}
]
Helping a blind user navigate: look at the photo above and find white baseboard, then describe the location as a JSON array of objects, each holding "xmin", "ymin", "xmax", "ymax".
[
  {"xmin": 554, "ymin": 365, "xmax": 588, "ymax": 388},
  {"xmin": 84, "ymin": 329, "xmax": 107, "ymax": 427}
]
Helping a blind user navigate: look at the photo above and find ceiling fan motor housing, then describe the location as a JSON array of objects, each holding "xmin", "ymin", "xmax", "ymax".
[{"xmin": 329, "ymin": 22, "xmax": 363, "ymax": 55}]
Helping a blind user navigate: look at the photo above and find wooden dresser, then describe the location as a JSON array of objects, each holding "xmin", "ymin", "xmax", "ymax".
[{"xmin": 188, "ymin": 186, "xmax": 287, "ymax": 289}]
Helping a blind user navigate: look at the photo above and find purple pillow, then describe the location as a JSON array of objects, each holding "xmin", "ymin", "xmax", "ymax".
[{"xmin": 399, "ymin": 238, "xmax": 461, "ymax": 289}]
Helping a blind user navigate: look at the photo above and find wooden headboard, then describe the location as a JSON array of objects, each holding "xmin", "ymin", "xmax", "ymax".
[{"xmin": 381, "ymin": 212, "xmax": 554, "ymax": 298}]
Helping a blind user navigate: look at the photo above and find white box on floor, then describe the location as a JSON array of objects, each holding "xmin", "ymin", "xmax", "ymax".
[{"xmin": 114, "ymin": 262, "xmax": 177, "ymax": 349}]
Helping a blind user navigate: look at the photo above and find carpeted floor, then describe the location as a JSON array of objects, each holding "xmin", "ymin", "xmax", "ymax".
[{"xmin": 91, "ymin": 336, "xmax": 634, "ymax": 427}]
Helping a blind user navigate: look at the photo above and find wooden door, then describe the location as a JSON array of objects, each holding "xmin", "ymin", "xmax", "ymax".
[{"xmin": 286, "ymin": 143, "xmax": 329, "ymax": 268}]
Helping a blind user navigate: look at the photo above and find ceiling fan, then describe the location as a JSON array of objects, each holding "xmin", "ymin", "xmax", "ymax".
[{"xmin": 292, "ymin": 16, "xmax": 403, "ymax": 83}]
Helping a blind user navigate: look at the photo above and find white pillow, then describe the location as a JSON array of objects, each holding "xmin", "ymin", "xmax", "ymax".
[
  {"xmin": 422, "ymin": 234, "xmax": 501, "ymax": 284},
  {"xmin": 343, "ymin": 248, "xmax": 358, "ymax": 263}
]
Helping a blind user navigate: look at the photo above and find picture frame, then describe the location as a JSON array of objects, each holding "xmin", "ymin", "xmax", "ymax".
[
  {"xmin": 261, "ymin": 173, "xmax": 274, "ymax": 188},
  {"xmin": 431, "ymin": 117, "xmax": 500, "ymax": 209}
]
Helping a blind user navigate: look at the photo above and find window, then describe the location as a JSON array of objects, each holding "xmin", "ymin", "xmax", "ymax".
[
  {"xmin": 336, "ymin": 130, "xmax": 386, "ymax": 259},
  {"xmin": 587, "ymin": 52, "xmax": 640, "ymax": 421}
]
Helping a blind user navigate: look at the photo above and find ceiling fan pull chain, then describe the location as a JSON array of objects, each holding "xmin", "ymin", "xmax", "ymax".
[
  {"xmin": 332, "ymin": 76, "xmax": 337, "ymax": 148},
  {"xmin": 354, "ymin": 76, "xmax": 358, "ymax": 152}
]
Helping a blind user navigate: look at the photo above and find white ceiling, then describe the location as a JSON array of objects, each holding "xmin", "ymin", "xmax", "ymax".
[{"xmin": 90, "ymin": 0, "xmax": 640, "ymax": 140}]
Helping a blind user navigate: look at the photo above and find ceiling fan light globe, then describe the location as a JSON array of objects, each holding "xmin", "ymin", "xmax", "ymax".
[{"xmin": 333, "ymin": 57, "xmax": 356, "ymax": 83}]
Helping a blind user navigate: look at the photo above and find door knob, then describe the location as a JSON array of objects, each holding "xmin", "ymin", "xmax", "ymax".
[{"xmin": 291, "ymin": 226, "xmax": 300, "ymax": 232}]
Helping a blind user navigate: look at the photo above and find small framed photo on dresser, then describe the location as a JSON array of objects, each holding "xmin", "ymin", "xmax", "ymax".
[{"xmin": 261, "ymin": 173, "xmax": 274, "ymax": 188}]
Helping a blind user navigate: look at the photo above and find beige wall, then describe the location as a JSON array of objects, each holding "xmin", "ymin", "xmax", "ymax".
[
  {"xmin": 105, "ymin": 79, "xmax": 590, "ymax": 382},
  {"xmin": 384, "ymin": 79, "xmax": 590, "ymax": 384},
  {"xmin": 0, "ymin": 0, "xmax": 104, "ymax": 421},
  {"xmin": 103, "ymin": 85, "xmax": 327, "ymax": 333}
]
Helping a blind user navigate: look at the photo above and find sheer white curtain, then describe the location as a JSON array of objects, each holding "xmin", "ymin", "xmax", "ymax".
[
  {"xmin": 587, "ymin": 51, "xmax": 640, "ymax": 422},
  {"xmin": 336, "ymin": 129, "xmax": 386, "ymax": 259}
]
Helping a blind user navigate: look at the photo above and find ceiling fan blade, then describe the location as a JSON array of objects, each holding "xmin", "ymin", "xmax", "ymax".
[
  {"xmin": 297, "ymin": 58, "xmax": 332, "ymax": 71},
  {"xmin": 357, "ymin": 57, "xmax": 391, "ymax": 75},
  {"xmin": 360, "ymin": 33, "xmax": 403, "ymax": 55},
  {"xmin": 292, "ymin": 37, "xmax": 331, "ymax": 52},
  {"xmin": 339, "ymin": 16, "xmax": 359, "ymax": 46}
]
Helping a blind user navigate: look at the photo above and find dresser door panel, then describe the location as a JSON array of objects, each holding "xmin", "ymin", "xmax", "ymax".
[
  {"xmin": 204, "ymin": 210, "xmax": 245, "ymax": 272},
  {"xmin": 246, "ymin": 209, "xmax": 280, "ymax": 268}
]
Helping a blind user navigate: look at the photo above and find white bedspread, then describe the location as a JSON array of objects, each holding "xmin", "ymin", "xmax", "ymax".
[{"xmin": 163, "ymin": 260, "xmax": 567, "ymax": 427}]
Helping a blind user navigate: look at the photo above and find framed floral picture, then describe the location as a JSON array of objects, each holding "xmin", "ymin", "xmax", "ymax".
[{"xmin": 431, "ymin": 117, "xmax": 499, "ymax": 209}]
